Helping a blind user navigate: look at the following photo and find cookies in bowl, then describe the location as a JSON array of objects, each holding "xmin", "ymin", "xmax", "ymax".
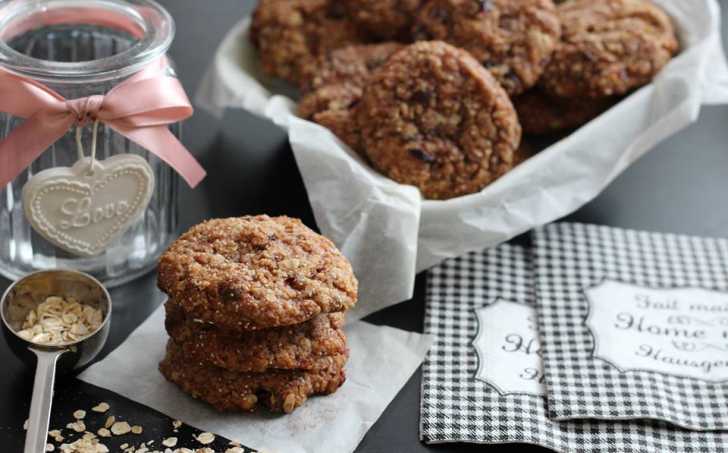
[{"xmin": 249, "ymin": 0, "xmax": 679, "ymax": 198}]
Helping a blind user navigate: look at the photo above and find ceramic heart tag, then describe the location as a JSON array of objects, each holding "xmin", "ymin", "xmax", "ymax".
[{"xmin": 22, "ymin": 154, "xmax": 155, "ymax": 257}]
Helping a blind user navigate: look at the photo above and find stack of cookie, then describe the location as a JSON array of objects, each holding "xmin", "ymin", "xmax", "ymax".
[
  {"xmin": 250, "ymin": 0, "xmax": 679, "ymax": 200},
  {"xmin": 157, "ymin": 215, "xmax": 358, "ymax": 413}
]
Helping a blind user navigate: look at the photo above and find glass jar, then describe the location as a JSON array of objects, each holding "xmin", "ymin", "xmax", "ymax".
[{"xmin": 0, "ymin": 0, "xmax": 180, "ymax": 286}]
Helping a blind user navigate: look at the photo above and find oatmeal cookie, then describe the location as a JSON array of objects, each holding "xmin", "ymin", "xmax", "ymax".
[
  {"xmin": 541, "ymin": 0, "xmax": 678, "ymax": 98},
  {"xmin": 412, "ymin": 0, "xmax": 561, "ymax": 95},
  {"xmin": 298, "ymin": 83, "xmax": 364, "ymax": 152},
  {"xmin": 298, "ymin": 83, "xmax": 362, "ymax": 120},
  {"xmin": 356, "ymin": 41, "xmax": 521, "ymax": 200},
  {"xmin": 158, "ymin": 216, "xmax": 358, "ymax": 331},
  {"xmin": 304, "ymin": 42, "xmax": 404, "ymax": 93},
  {"xmin": 250, "ymin": 0, "xmax": 365, "ymax": 87},
  {"xmin": 514, "ymin": 89, "xmax": 616, "ymax": 134},
  {"xmin": 160, "ymin": 340, "xmax": 346, "ymax": 413},
  {"xmin": 165, "ymin": 303, "xmax": 348, "ymax": 373},
  {"xmin": 342, "ymin": 0, "xmax": 423, "ymax": 40}
]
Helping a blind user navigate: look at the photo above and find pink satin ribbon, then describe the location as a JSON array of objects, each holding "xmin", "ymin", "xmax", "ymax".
[{"xmin": 0, "ymin": 58, "xmax": 206, "ymax": 188}]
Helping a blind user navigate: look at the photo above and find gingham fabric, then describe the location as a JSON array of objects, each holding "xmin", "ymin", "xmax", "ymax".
[
  {"xmin": 421, "ymin": 242, "xmax": 728, "ymax": 451},
  {"xmin": 534, "ymin": 223, "xmax": 728, "ymax": 431}
]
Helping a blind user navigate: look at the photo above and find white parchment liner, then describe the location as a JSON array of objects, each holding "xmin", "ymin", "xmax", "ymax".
[{"xmin": 196, "ymin": 0, "xmax": 728, "ymax": 320}]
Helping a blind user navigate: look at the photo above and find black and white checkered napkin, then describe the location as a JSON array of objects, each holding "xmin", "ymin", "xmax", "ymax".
[
  {"xmin": 534, "ymin": 223, "xmax": 728, "ymax": 431},
  {"xmin": 421, "ymin": 242, "xmax": 728, "ymax": 451}
]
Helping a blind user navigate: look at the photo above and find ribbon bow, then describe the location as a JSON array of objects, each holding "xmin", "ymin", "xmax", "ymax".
[{"xmin": 0, "ymin": 59, "xmax": 205, "ymax": 188}]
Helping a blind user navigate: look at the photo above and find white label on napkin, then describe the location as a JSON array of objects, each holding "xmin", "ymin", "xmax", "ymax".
[
  {"xmin": 586, "ymin": 281, "xmax": 728, "ymax": 382},
  {"xmin": 473, "ymin": 300, "xmax": 545, "ymax": 396},
  {"xmin": 23, "ymin": 154, "xmax": 155, "ymax": 257}
]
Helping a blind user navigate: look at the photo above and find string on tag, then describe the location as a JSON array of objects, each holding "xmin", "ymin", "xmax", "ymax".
[{"xmin": 75, "ymin": 120, "xmax": 100, "ymax": 175}]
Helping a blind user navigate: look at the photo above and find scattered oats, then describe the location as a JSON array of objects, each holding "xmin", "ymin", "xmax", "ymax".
[
  {"xmin": 23, "ymin": 419, "xmax": 28, "ymax": 430},
  {"xmin": 225, "ymin": 448, "xmax": 244, "ymax": 453},
  {"xmin": 228, "ymin": 441, "xmax": 241, "ymax": 447},
  {"xmin": 162, "ymin": 437, "xmax": 178, "ymax": 448},
  {"xmin": 197, "ymin": 448, "xmax": 215, "ymax": 453},
  {"xmin": 104, "ymin": 416, "xmax": 115, "ymax": 429},
  {"xmin": 97, "ymin": 428, "xmax": 111, "ymax": 438},
  {"xmin": 49, "ymin": 429, "xmax": 65, "ymax": 442},
  {"xmin": 120, "ymin": 443, "xmax": 128, "ymax": 449},
  {"xmin": 131, "ymin": 425, "xmax": 143, "ymax": 434},
  {"xmin": 91, "ymin": 402, "xmax": 110, "ymax": 413},
  {"xmin": 73, "ymin": 410, "xmax": 86, "ymax": 420},
  {"xmin": 58, "ymin": 435, "xmax": 109, "ymax": 453},
  {"xmin": 16, "ymin": 295, "xmax": 103, "ymax": 346},
  {"xmin": 66, "ymin": 420, "xmax": 85, "ymax": 432},
  {"xmin": 175, "ymin": 449, "xmax": 193, "ymax": 453},
  {"xmin": 46, "ymin": 444, "xmax": 55, "ymax": 451},
  {"xmin": 172, "ymin": 420, "xmax": 182, "ymax": 430},
  {"xmin": 110, "ymin": 421, "xmax": 131, "ymax": 435},
  {"xmin": 195, "ymin": 432, "xmax": 215, "ymax": 445}
]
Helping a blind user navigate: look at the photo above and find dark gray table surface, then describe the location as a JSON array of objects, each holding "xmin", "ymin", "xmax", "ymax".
[{"xmin": 2, "ymin": 1, "xmax": 728, "ymax": 452}]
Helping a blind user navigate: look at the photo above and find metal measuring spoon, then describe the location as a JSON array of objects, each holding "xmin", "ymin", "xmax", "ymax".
[{"xmin": 1, "ymin": 270, "xmax": 111, "ymax": 453}]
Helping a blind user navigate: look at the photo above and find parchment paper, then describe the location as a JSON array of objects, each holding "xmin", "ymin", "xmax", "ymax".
[
  {"xmin": 195, "ymin": 0, "xmax": 728, "ymax": 320},
  {"xmin": 79, "ymin": 306, "xmax": 432, "ymax": 453}
]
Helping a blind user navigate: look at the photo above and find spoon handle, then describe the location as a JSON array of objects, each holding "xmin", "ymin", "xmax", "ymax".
[{"xmin": 25, "ymin": 348, "xmax": 64, "ymax": 453}]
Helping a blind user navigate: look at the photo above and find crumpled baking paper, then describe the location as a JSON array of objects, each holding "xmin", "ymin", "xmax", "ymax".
[
  {"xmin": 195, "ymin": 0, "xmax": 728, "ymax": 320},
  {"xmin": 79, "ymin": 306, "xmax": 432, "ymax": 453}
]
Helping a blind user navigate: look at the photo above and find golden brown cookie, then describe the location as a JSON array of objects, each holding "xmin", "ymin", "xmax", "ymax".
[
  {"xmin": 159, "ymin": 340, "xmax": 346, "ymax": 413},
  {"xmin": 540, "ymin": 0, "xmax": 679, "ymax": 98},
  {"xmin": 298, "ymin": 43, "xmax": 405, "ymax": 152},
  {"xmin": 158, "ymin": 215, "xmax": 358, "ymax": 331},
  {"xmin": 356, "ymin": 41, "xmax": 521, "ymax": 200},
  {"xmin": 165, "ymin": 303, "xmax": 348, "ymax": 373},
  {"xmin": 249, "ymin": 0, "xmax": 366, "ymax": 87},
  {"xmin": 514, "ymin": 89, "xmax": 616, "ymax": 135},
  {"xmin": 298, "ymin": 83, "xmax": 364, "ymax": 152},
  {"xmin": 412, "ymin": 0, "xmax": 561, "ymax": 96},
  {"xmin": 304, "ymin": 42, "xmax": 405, "ymax": 93},
  {"xmin": 342, "ymin": 0, "xmax": 423, "ymax": 40}
]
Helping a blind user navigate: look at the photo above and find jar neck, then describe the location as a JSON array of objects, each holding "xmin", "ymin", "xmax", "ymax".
[{"xmin": 0, "ymin": 0, "xmax": 174, "ymax": 85}]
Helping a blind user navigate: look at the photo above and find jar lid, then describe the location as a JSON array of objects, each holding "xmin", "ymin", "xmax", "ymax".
[{"xmin": 0, "ymin": 0, "xmax": 174, "ymax": 83}]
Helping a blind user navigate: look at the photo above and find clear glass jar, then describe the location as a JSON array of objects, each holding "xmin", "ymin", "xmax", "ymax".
[{"xmin": 0, "ymin": 0, "xmax": 180, "ymax": 286}]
